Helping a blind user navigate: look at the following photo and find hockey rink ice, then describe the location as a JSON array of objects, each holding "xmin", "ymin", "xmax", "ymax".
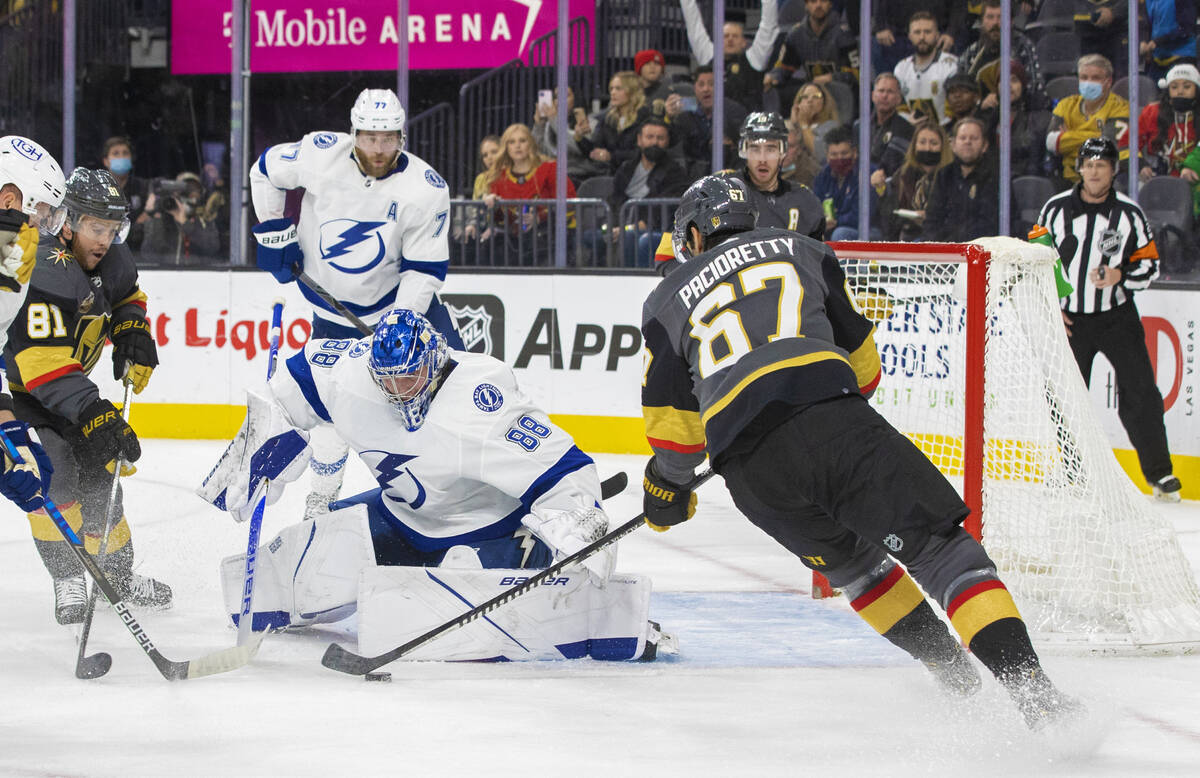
[{"xmin": 1, "ymin": 445, "xmax": 1198, "ymax": 776}]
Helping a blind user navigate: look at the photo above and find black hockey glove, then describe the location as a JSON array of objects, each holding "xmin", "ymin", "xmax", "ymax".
[
  {"xmin": 73, "ymin": 399, "xmax": 140, "ymax": 487},
  {"xmin": 110, "ymin": 314, "xmax": 158, "ymax": 394},
  {"xmin": 642, "ymin": 457, "xmax": 697, "ymax": 532}
]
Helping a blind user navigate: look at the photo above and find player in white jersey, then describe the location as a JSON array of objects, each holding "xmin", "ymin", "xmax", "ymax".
[
  {"xmin": 249, "ymin": 88, "xmax": 465, "ymax": 520},
  {"xmin": 0, "ymin": 136, "xmax": 65, "ymax": 512},
  {"xmin": 200, "ymin": 309, "xmax": 667, "ymax": 661}
]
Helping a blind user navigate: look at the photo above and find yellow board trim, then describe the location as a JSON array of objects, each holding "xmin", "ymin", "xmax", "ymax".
[{"xmin": 855, "ymin": 572, "xmax": 926, "ymax": 635}]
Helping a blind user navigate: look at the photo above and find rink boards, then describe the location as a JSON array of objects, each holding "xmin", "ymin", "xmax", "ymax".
[{"xmin": 101, "ymin": 268, "xmax": 1200, "ymax": 498}]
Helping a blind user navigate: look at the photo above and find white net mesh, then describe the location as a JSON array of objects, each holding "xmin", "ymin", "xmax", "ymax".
[{"xmin": 836, "ymin": 236, "xmax": 1200, "ymax": 652}]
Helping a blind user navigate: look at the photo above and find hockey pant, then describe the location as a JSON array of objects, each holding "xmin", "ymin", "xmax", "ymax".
[
  {"xmin": 219, "ymin": 502, "xmax": 654, "ymax": 660},
  {"xmin": 721, "ymin": 397, "xmax": 1043, "ymax": 684},
  {"xmin": 24, "ymin": 426, "xmax": 140, "ymax": 582}
]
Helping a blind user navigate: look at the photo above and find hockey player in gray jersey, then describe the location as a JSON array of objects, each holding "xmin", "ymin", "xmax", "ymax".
[
  {"xmin": 730, "ymin": 113, "xmax": 825, "ymax": 240},
  {"xmin": 640, "ymin": 174, "xmax": 1079, "ymax": 729}
]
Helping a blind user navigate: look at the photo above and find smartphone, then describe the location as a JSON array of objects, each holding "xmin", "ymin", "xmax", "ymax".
[
  {"xmin": 681, "ymin": 96, "xmax": 698, "ymax": 112},
  {"xmin": 537, "ymin": 89, "xmax": 553, "ymax": 109}
]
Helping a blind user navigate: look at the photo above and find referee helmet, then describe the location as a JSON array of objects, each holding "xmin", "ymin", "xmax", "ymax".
[{"xmin": 1077, "ymin": 137, "xmax": 1118, "ymax": 170}]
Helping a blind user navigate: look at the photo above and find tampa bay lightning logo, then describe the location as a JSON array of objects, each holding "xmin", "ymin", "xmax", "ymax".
[
  {"xmin": 318, "ymin": 219, "xmax": 388, "ymax": 274},
  {"xmin": 424, "ymin": 169, "xmax": 447, "ymax": 188},
  {"xmin": 362, "ymin": 451, "xmax": 426, "ymax": 510},
  {"xmin": 473, "ymin": 383, "xmax": 503, "ymax": 412},
  {"xmin": 313, "ymin": 132, "xmax": 338, "ymax": 149}
]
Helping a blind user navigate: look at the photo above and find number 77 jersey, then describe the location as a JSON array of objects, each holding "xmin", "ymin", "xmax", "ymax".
[{"xmin": 640, "ymin": 227, "xmax": 882, "ymax": 474}]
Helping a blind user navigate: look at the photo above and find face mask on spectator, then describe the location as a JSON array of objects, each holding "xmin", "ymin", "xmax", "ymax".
[
  {"xmin": 1078, "ymin": 81, "xmax": 1104, "ymax": 101},
  {"xmin": 1170, "ymin": 96, "xmax": 1196, "ymax": 113},
  {"xmin": 915, "ymin": 150, "xmax": 942, "ymax": 166},
  {"xmin": 108, "ymin": 157, "xmax": 132, "ymax": 175},
  {"xmin": 642, "ymin": 145, "xmax": 669, "ymax": 163},
  {"xmin": 829, "ymin": 158, "xmax": 855, "ymax": 176}
]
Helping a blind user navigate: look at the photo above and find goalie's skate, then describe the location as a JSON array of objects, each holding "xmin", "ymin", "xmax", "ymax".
[
  {"xmin": 639, "ymin": 621, "xmax": 678, "ymax": 661},
  {"xmin": 1152, "ymin": 475, "xmax": 1182, "ymax": 503},
  {"xmin": 54, "ymin": 576, "xmax": 87, "ymax": 625},
  {"xmin": 110, "ymin": 572, "xmax": 174, "ymax": 610}
]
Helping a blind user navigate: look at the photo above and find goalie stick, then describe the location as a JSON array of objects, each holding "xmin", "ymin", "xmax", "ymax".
[
  {"xmin": 0, "ymin": 431, "xmax": 264, "ymax": 681},
  {"xmin": 321, "ymin": 467, "xmax": 713, "ymax": 675},
  {"xmin": 296, "ymin": 271, "xmax": 371, "ymax": 335},
  {"xmin": 74, "ymin": 378, "xmax": 135, "ymax": 679},
  {"xmin": 236, "ymin": 298, "xmax": 286, "ymax": 646}
]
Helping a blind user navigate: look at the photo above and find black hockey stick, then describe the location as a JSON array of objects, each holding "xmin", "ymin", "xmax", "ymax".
[
  {"xmin": 600, "ymin": 471, "xmax": 628, "ymax": 500},
  {"xmin": 321, "ymin": 467, "xmax": 713, "ymax": 675},
  {"xmin": 296, "ymin": 271, "xmax": 372, "ymax": 335},
  {"xmin": 0, "ymin": 433, "xmax": 264, "ymax": 681},
  {"xmin": 75, "ymin": 378, "xmax": 134, "ymax": 679}
]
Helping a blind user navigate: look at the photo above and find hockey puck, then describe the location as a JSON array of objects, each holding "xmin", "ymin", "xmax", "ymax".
[{"xmin": 364, "ymin": 672, "xmax": 392, "ymax": 682}]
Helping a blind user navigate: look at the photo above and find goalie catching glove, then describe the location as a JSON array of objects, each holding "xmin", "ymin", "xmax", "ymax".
[
  {"xmin": 0, "ymin": 420, "xmax": 53, "ymax": 511},
  {"xmin": 521, "ymin": 505, "xmax": 615, "ymax": 586},
  {"xmin": 252, "ymin": 217, "xmax": 304, "ymax": 283},
  {"xmin": 198, "ymin": 390, "xmax": 312, "ymax": 522},
  {"xmin": 642, "ymin": 457, "xmax": 697, "ymax": 532},
  {"xmin": 110, "ymin": 314, "xmax": 158, "ymax": 394}
]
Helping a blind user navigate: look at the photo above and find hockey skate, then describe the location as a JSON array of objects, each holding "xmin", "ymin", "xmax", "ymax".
[
  {"xmin": 923, "ymin": 648, "xmax": 982, "ymax": 698},
  {"xmin": 1153, "ymin": 475, "xmax": 1182, "ymax": 503},
  {"xmin": 638, "ymin": 621, "xmax": 679, "ymax": 662},
  {"xmin": 110, "ymin": 572, "xmax": 174, "ymax": 610},
  {"xmin": 304, "ymin": 491, "xmax": 337, "ymax": 521},
  {"xmin": 53, "ymin": 576, "xmax": 87, "ymax": 625},
  {"xmin": 1007, "ymin": 668, "xmax": 1085, "ymax": 731}
]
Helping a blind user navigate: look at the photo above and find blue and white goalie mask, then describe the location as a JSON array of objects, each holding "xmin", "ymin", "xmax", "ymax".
[{"xmin": 368, "ymin": 309, "xmax": 449, "ymax": 431}]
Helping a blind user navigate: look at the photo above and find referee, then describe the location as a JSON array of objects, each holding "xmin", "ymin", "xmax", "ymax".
[{"xmin": 1031, "ymin": 137, "xmax": 1181, "ymax": 501}]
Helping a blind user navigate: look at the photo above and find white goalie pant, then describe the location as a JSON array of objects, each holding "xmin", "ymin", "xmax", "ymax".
[
  {"xmin": 220, "ymin": 504, "xmax": 375, "ymax": 631},
  {"xmin": 358, "ymin": 567, "xmax": 656, "ymax": 661}
]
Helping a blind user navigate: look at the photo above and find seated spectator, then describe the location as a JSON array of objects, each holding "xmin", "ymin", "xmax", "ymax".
[
  {"xmin": 635, "ymin": 50, "xmax": 672, "ymax": 107},
  {"xmin": 765, "ymin": 0, "xmax": 859, "ymax": 111},
  {"xmin": 789, "ymin": 81, "xmax": 841, "ymax": 162},
  {"xmin": 101, "ymin": 136, "xmax": 151, "ymax": 251},
  {"xmin": 482, "ymin": 123, "xmax": 577, "ymax": 266},
  {"xmin": 199, "ymin": 161, "xmax": 230, "ymax": 249},
  {"xmin": 579, "ymin": 72, "xmax": 650, "ymax": 174},
  {"xmin": 894, "ymin": 11, "xmax": 960, "ymax": 126},
  {"xmin": 943, "ymin": 74, "xmax": 997, "ymax": 137},
  {"xmin": 1140, "ymin": 0, "xmax": 1198, "ymax": 82},
  {"xmin": 531, "ymin": 88, "xmax": 608, "ymax": 183},
  {"xmin": 1046, "ymin": 54, "xmax": 1129, "ymax": 185},
  {"xmin": 665, "ymin": 66, "xmax": 749, "ymax": 175},
  {"xmin": 1008, "ymin": 63, "xmax": 1051, "ymax": 177},
  {"xmin": 782, "ymin": 119, "xmax": 822, "ymax": 186},
  {"xmin": 453, "ymin": 135, "xmax": 501, "ymax": 262},
  {"xmin": 607, "ymin": 119, "xmax": 690, "ymax": 267},
  {"xmin": 812, "ymin": 124, "xmax": 879, "ymax": 240},
  {"xmin": 856, "ymin": 73, "xmax": 914, "ymax": 188},
  {"xmin": 872, "ymin": 1, "xmax": 965, "ymax": 74},
  {"xmin": 1073, "ymin": 0, "xmax": 1126, "ymax": 80},
  {"xmin": 680, "ymin": 0, "xmax": 779, "ymax": 113},
  {"xmin": 471, "ymin": 135, "xmax": 502, "ymax": 199},
  {"xmin": 923, "ymin": 117, "xmax": 999, "ymax": 241},
  {"xmin": 880, "ymin": 121, "xmax": 951, "ymax": 241},
  {"xmin": 1138, "ymin": 64, "xmax": 1199, "ymax": 193},
  {"xmin": 141, "ymin": 172, "xmax": 221, "ymax": 265},
  {"xmin": 957, "ymin": 0, "xmax": 1048, "ymax": 111}
]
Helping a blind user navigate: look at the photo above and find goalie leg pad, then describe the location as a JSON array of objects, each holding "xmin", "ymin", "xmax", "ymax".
[
  {"xmin": 219, "ymin": 503, "xmax": 375, "ymax": 630},
  {"xmin": 357, "ymin": 567, "xmax": 655, "ymax": 661},
  {"xmin": 307, "ymin": 423, "xmax": 349, "ymax": 508}
]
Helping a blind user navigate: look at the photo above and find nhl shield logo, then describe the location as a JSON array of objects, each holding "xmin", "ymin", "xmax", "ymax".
[
  {"xmin": 883, "ymin": 533, "xmax": 904, "ymax": 553},
  {"xmin": 452, "ymin": 304, "xmax": 494, "ymax": 354},
  {"xmin": 1098, "ymin": 229, "xmax": 1122, "ymax": 258}
]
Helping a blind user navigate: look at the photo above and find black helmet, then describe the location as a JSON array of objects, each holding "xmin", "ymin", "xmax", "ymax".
[
  {"xmin": 739, "ymin": 112, "xmax": 788, "ymax": 158},
  {"xmin": 671, "ymin": 174, "xmax": 758, "ymax": 262},
  {"xmin": 63, "ymin": 167, "xmax": 130, "ymax": 243},
  {"xmin": 1076, "ymin": 137, "xmax": 1119, "ymax": 170}
]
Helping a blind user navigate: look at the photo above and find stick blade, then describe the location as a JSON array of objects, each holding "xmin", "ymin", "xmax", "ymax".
[
  {"xmin": 321, "ymin": 642, "xmax": 380, "ymax": 676},
  {"xmin": 179, "ymin": 632, "xmax": 266, "ymax": 680},
  {"xmin": 75, "ymin": 651, "xmax": 112, "ymax": 680},
  {"xmin": 600, "ymin": 471, "xmax": 628, "ymax": 500}
]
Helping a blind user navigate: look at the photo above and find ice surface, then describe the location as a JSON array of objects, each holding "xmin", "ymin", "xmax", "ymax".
[{"xmin": 1, "ymin": 445, "xmax": 1198, "ymax": 776}]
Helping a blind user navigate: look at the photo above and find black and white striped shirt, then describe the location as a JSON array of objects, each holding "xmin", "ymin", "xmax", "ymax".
[{"xmin": 1034, "ymin": 187, "xmax": 1159, "ymax": 314}]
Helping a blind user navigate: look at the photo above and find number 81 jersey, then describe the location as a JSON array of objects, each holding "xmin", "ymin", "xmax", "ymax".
[
  {"xmin": 640, "ymin": 227, "xmax": 881, "ymax": 473},
  {"xmin": 269, "ymin": 337, "xmax": 602, "ymax": 551}
]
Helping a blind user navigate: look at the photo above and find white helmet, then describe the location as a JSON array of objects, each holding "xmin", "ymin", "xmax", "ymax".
[
  {"xmin": 351, "ymin": 88, "xmax": 406, "ymax": 134},
  {"xmin": 0, "ymin": 135, "xmax": 67, "ymax": 233}
]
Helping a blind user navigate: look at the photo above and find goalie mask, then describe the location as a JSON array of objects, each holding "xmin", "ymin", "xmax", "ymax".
[
  {"xmin": 351, "ymin": 88, "xmax": 406, "ymax": 157},
  {"xmin": 0, "ymin": 135, "xmax": 66, "ymax": 234},
  {"xmin": 671, "ymin": 174, "xmax": 758, "ymax": 262},
  {"xmin": 368, "ymin": 308, "xmax": 450, "ymax": 432},
  {"xmin": 62, "ymin": 167, "xmax": 131, "ymax": 244}
]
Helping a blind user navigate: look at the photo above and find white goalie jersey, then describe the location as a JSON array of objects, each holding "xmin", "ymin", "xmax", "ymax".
[
  {"xmin": 249, "ymin": 132, "xmax": 451, "ymax": 328},
  {"xmin": 267, "ymin": 337, "xmax": 604, "ymax": 549}
]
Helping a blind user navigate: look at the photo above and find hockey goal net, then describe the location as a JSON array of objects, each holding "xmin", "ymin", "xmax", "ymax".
[{"xmin": 829, "ymin": 237, "xmax": 1200, "ymax": 652}]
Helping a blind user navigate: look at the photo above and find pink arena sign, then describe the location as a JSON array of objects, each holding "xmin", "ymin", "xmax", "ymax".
[{"xmin": 172, "ymin": 1, "xmax": 595, "ymax": 75}]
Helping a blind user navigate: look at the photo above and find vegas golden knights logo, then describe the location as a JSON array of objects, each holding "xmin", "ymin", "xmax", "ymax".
[{"xmin": 74, "ymin": 315, "xmax": 110, "ymax": 375}]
